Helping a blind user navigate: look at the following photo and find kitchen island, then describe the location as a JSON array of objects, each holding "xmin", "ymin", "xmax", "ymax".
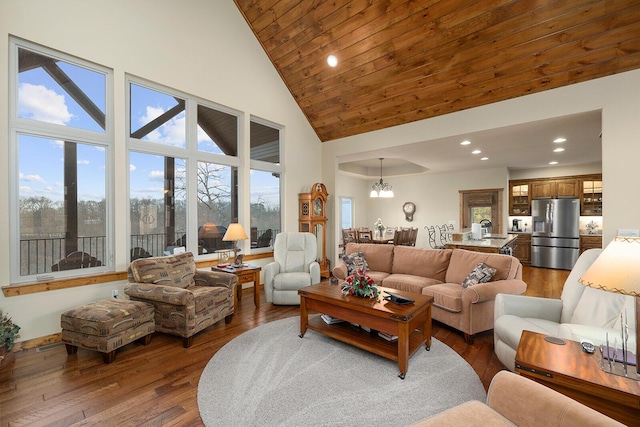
[{"xmin": 445, "ymin": 234, "xmax": 518, "ymax": 254}]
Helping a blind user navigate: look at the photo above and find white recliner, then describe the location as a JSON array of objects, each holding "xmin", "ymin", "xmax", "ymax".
[
  {"xmin": 263, "ymin": 232, "xmax": 321, "ymax": 305},
  {"xmin": 494, "ymin": 248, "xmax": 637, "ymax": 371}
]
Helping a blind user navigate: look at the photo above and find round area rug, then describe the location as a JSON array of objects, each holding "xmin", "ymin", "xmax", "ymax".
[{"xmin": 197, "ymin": 316, "xmax": 486, "ymax": 426}]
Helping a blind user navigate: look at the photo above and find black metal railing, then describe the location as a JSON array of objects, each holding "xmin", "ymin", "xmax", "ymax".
[{"xmin": 19, "ymin": 228, "xmax": 278, "ymax": 275}]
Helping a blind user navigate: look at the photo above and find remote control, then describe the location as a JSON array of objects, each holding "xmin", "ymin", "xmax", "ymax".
[{"xmin": 581, "ymin": 341, "xmax": 595, "ymax": 354}]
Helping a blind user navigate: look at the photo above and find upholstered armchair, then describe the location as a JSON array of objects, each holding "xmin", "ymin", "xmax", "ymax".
[
  {"xmin": 494, "ymin": 248, "xmax": 637, "ymax": 371},
  {"xmin": 264, "ymin": 232, "xmax": 321, "ymax": 305},
  {"xmin": 124, "ymin": 251, "xmax": 237, "ymax": 348}
]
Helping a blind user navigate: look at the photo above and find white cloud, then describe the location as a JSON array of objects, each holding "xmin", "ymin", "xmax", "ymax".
[
  {"xmin": 149, "ymin": 170, "xmax": 164, "ymax": 181},
  {"xmin": 77, "ymin": 159, "xmax": 90, "ymax": 165},
  {"xmin": 130, "ymin": 164, "xmax": 137, "ymax": 172},
  {"xmin": 18, "ymin": 83, "xmax": 73, "ymax": 125},
  {"xmin": 19, "ymin": 172, "xmax": 46, "ymax": 184},
  {"xmin": 138, "ymin": 106, "xmax": 185, "ymax": 146}
]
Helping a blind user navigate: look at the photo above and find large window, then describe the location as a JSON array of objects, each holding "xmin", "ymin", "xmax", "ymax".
[
  {"xmin": 10, "ymin": 39, "xmax": 112, "ymax": 282},
  {"xmin": 250, "ymin": 118, "xmax": 282, "ymax": 250},
  {"xmin": 128, "ymin": 78, "xmax": 245, "ymax": 260}
]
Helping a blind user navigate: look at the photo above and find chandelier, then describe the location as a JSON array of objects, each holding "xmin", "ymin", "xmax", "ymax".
[{"xmin": 370, "ymin": 158, "xmax": 394, "ymax": 198}]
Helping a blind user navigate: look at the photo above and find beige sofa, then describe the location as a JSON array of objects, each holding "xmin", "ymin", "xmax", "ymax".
[
  {"xmin": 412, "ymin": 370, "xmax": 624, "ymax": 426},
  {"xmin": 332, "ymin": 243, "xmax": 527, "ymax": 342}
]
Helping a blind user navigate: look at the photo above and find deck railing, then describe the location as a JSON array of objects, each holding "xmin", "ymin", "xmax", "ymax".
[{"xmin": 19, "ymin": 229, "xmax": 276, "ymax": 275}]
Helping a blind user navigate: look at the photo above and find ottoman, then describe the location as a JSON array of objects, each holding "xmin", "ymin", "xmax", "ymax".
[{"xmin": 61, "ymin": 299, "xmax": 155, "ymax": 363}]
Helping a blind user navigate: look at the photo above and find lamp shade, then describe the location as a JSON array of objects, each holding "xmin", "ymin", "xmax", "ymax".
[
  {"xmin": 222, "ymin": 223, "xmax": 249, "ymax": 241},
  {"xmin": 579, "ymin": 236, "xmax": 640, "ymax": 296}
]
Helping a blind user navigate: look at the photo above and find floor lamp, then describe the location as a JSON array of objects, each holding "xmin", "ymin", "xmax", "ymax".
[{"xmin": 579, "ymin": 236, "xmax": 640, "ymax": 378}]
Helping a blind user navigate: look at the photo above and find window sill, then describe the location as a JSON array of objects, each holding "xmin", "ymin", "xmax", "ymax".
[{"xmin": 2, "ymin": 251, "xmax": 274, "ymax": 297}]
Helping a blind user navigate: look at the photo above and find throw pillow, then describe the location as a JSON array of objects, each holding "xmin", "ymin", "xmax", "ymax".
[
  {"xmin": 342, "ymin": 251, "xmax": 369, "ymax": 275},
  {"xmin": 461, "ymin": 262, "xmax": 496, "ymax": 288}
]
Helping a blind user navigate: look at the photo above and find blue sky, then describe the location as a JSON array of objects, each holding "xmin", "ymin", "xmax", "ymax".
[{"xmin": 17, "ymin": 55, "xmax": 279, "ymax": 206}]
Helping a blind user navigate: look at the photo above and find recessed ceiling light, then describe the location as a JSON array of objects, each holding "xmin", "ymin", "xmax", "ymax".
[
  {"xmin": 327, "ymin": 55, "xmax": 338, "ymax": 67},
  {"xmin": 481, "ymin": 157, "xmax": 489, "ymax": 161},
  {"xmin": 553, "ymin": 138, "xmax": 566, "ymax": 143},
  {"xmin": 472, "ymin": 149, "xmax": 482, "ymax": 154},
  {"xmin": 553, "ymin": 148, "xmax": 565, "ymax": 152},
  {"xmin": 549, "ymin": 161, "xmax": 558, "ymax": 165},
  {"xmin": 460, "ymin": 140, "xmax": 471, "ymax": 145}
]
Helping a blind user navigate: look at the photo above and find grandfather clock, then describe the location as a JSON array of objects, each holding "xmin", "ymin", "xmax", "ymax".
[{"xmin": 299, "ymin": 183, "xmax": 329, "ymax": 278}]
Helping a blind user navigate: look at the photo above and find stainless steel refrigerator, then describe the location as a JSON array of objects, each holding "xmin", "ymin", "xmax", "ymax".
[{"xmin": 531, "ymin": 198, "xmax": 580, "ymax": 270}]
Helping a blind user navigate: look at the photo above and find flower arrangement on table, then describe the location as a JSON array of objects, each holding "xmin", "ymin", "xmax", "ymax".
[
  {"xmin": 374, "ymin": 218, "xmax": 386, "ymax": 233},
  {"xmin": 342, "ymin": 268, "xmax": 380, "ymax": 299}
]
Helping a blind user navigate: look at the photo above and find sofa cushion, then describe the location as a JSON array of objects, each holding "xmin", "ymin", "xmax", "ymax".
[
  {"xmin": 462, "ymin": 263, "xmax": 496, "ymax": 288},
  {"xmin": 391, "ymin": 246, "xmax": 451, "ymax": 281},
  {"xmin": 382, "ymin": 274, "xmax": 443, "ymax": 295},
  {"xmin": 273, "ymin": 272, "xmax": 312, "ymax": 290},
  {"xmin": 342, "ymin": 251, "xmax": 369, "ymax": 275},
  {"xmin": 346, "ymin": 243, "xmax": 394, "ymax": 273},
  {"xmin": 445, "ymin": 250, "xmax": 517, "ymax": 284},
  {"xmin": 366, "ymin": 271, "xmax": 390, "ymax": 284},
  {"xmin": 129, "ymin": 251, "xmax": 196, "ymax": 288},
  {"xmin": 411, "ymin": 400, "xmax": 513, "ymax": 427},
  {"xmin": 421, "ymin": 283, "xmax": 464, "ymax": 313},
  {"xmin": 569, "ymin": 286, "xmax": 626, "ymax": 328}
]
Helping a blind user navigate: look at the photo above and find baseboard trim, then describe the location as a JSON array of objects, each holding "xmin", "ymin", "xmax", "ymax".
[{"xmin": 13, "ymin": 333, "xmax": 61, "ymax": 352}]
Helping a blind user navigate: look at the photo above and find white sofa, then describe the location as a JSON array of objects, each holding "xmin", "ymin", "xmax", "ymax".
[
  {"xmin": 263, "ymin": 232, "xmax": 321, "ymax": 305},
  {"xmin": 494, "ymin": 248, "xmax": 637, "ymax": 371}
]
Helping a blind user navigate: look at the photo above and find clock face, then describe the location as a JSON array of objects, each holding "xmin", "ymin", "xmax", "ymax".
[
  {"xmin": 314, "ymin": 198, "xmax": 323, "ymax": 216},
  {"xmin": 403, "ymin": 202, "xmax": 415, "ymax": 221},
  {"xmin": 403, "ymin": 202, "xmax": 415, "ymax": 213}
]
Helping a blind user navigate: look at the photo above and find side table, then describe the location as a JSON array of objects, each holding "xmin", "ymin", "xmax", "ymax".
[
  {"xmin": 212, "ymin": 264, "xmax": 262, "ymax": 308},
  {"xmin": 515, "ymin": 330, "xmax": 640, "ymax": 425}
]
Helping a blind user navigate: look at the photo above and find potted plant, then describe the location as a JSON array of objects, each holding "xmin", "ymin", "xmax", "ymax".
[{"xmin": 1, "ymin": 310, "xmax": 20, "ymax": 368}]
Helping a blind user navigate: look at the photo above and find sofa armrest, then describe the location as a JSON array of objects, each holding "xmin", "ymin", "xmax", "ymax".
[
  {"xmin": 462, "ymin": 279, "xmax": 527, "ymax": 305},
  {"xmin": 124, "ymin": 282, "xmax": 194, "ymax": 306},
  {"xmin": 263, "ymin": 261, "xmax": 280, "ymax": 293},
  {"xmin": 487, "ymin": 371, "xmax": 624, "ymax": 426},
  {"xmin": 194, "ymin": 270, "xmax": 238, "ymax": 290},
  {"xmin": 332, "ymin": 262, "xmax": 348, "ymax": 280},
  {"xmin": 309, "ymin": 261, "xmax": 321, "ymax": 285},
  {"xmin": 494, "ymin": 293, "xmax": 563, "ymax": 322}
]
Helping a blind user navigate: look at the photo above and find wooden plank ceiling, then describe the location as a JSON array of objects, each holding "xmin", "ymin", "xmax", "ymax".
[{"xmin": 233, "ymin": 0, "xmax": 640, "ymax": 142}]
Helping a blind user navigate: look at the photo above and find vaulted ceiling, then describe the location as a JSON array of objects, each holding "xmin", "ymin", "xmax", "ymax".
[{"xmin": 234, "ymin": 1, "xmax": 640, "ymax": 143}]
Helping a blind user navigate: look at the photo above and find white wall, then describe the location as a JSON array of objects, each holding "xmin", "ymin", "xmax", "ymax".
[
  {"xmin": 340, "ymin": 168, "xmax": 509, "ymax": 249},
  {"xmin": 323, "ymin": 70, "xmax": 640, "ymax": 265},
  {"xmin": 0, "ymin": 0, "xmax": 322, "ymax": 342}
]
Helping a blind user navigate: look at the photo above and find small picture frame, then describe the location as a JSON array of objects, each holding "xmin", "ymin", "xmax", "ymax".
[{"xmin": 233, "ymin": 254, "xmax": 244, "ymax": 267}]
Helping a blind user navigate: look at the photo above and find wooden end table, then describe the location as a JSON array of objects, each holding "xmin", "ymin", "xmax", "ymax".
[
  {"xmin": 211, "ymin": 264, "xmax": 262, "ymax": 307},
  {"xmin": 298, "ymin": 283, "xmax": 432, "ymax": 379},
  {"xmin": 515, "ymin": 330, "xmax": 640, "ymax": 425}
]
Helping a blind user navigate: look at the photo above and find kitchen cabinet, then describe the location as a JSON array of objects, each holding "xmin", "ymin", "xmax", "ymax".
[
  {"xmin": 530, "ymin": 178, "xmax": 580, "ymax": 199},
  {"xmin": 581, "ymin": 177, "xmax": 603, "ymax": 215},
  {"xmin": 513, "ymin": 233, "xmax": 531, "ymax": 265},
  {"xmin": 580, "ymin": 235, "xmax": 602, "ymax": 254},
  {"xmin": 509, "ymin": 182, "xmax": 530, "ymax": 215}
]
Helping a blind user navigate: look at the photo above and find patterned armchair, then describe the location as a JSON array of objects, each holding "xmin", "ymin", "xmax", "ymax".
[{"xmin": 124, "ymin": 252, "xmax": 237, "ymax": 348}]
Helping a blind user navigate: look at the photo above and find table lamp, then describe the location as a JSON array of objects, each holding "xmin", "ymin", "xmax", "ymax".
[
  {"xmin": 223, "ymin": 223, "xmax": 249, "ymax": 266},
  {"xmin": 579, "ymin": 236, "xmax": 640, "ymax": 378}
]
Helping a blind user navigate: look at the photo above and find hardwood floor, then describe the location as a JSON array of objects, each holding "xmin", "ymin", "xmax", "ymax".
[{"xmin": 0, "ymin": 266, "xmax": 567, "ymax": 426}]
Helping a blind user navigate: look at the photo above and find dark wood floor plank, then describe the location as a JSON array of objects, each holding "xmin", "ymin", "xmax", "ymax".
[{"xmin": 0, "ymin": 266, "xmax": 560, "ymax": 426}]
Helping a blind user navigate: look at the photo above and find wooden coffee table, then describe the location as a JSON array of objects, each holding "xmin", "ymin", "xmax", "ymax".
[
  {"xmin": 298, "ymin": 283, "xmax": 432, "ymax": 379},
  {"xmin": 515, "ymin": 330, "xmax": 640, "ymax": 425}
]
